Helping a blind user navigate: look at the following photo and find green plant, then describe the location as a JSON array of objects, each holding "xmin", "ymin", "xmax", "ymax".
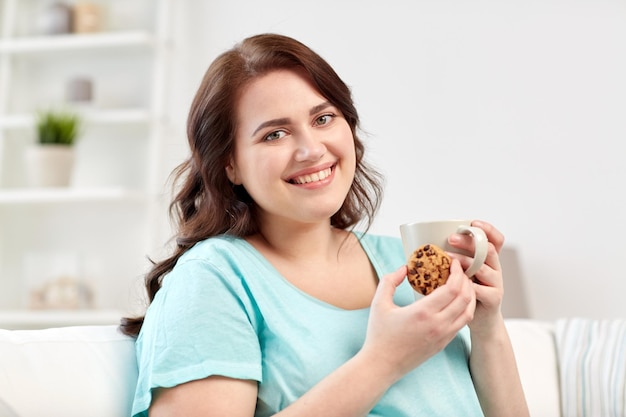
[{"xmin": 36, "ymin": 110, "xmax": 81, "ymax": 145}]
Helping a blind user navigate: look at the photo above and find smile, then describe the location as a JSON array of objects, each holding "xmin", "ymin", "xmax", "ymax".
[{"xmin": 289, "ymin": 166, "xmax": 334, "ymax": 185}]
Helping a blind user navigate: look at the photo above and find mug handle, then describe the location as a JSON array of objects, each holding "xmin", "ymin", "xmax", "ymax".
[{"xmin": 456, "ymin": 225, "xmax": 488, "ymax": 277}]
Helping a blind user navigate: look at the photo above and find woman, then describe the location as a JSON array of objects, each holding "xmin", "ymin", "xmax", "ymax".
[{"xmin": 121, "ymin": 33, "xmax": 529, "ymax": 417}]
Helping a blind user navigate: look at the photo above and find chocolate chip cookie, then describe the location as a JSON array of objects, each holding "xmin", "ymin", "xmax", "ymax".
[{"xmin": 406, "ymin": 244, "xmax": 451, "ymax": 295}]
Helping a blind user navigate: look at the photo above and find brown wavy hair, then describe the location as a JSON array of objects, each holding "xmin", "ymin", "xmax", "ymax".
[{"xmin": 120, "ymin": 33, "xmax": 384, "ymax": 337}]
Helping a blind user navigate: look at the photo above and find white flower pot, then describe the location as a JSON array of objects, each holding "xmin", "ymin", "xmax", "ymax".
[{"xmin": 24, "ymin": 145, "xmax": 75, "ymax": 187}]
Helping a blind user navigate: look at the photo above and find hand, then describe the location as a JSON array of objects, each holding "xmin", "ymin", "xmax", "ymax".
[
  {"xmin": 362, "ymin": 262, "xmax": 475, "ymax": 381},
  {"xmin": 472, "ymin": 220, "xmax": 505, "ymax": 254},
  {"xmin": 447, "ymin": 220, "xmax": 505, "ymax": 334}
]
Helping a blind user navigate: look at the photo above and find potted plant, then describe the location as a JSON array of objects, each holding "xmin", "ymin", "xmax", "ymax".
[{"xmin": 24, "ymin": 110, "xmax": 81, "ymax": 187}]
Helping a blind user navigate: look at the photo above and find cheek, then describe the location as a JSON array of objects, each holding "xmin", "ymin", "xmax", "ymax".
[
  {"xmin": 237, "ymin": 151, "xmax": 281, "ymax": 188},
  {"xmin": 237, "ymin": 159, "xmax": 283, "ymax": 208},
  {"xmin": 337, "ymin": 131, "xmax": 357, "ymax": 169}
]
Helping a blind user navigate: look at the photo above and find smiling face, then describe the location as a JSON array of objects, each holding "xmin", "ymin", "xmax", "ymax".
[{"xmin": 226, "ymin": 69, "xmax": 357, "ymax": 229}]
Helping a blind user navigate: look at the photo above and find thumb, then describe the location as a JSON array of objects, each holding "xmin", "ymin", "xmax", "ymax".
[
  {"xmin": 372, "ymin": 265, "xmax": 407, "ymax": 307},
  {"xmin": 450, "ymin": 258, "xmax": 463, "ymax": 275}
]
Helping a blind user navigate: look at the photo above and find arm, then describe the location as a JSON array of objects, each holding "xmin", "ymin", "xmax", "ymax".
[
  {"xmin": 149, "ymin": 351, "xmax": 395, "ymax": 417},
  {"xmin": 150, "ymin": 263, "xmax": 477, "ymax": 417},
  {"xmin": 469, "ymin": 315, "xmax": 529, "ymax": 417},
  {"xmin": 448, "ymin": 220, "xmax": 530, "ymax": 417}
]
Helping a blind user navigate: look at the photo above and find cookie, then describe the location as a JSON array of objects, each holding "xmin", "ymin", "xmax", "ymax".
[{"xmin": 406, "ymin": 244, "xmax": 451, "ymax": 295}]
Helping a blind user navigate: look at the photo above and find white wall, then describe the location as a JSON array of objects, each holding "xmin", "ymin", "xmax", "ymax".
[{"xmin": 163, "ymin": 0, "xmax": 626, "ymax": 320}]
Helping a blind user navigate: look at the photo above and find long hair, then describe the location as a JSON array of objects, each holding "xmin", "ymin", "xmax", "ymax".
[{"xmin": 120, "ymin": 33, "xmax": 384, "ymax": 337}]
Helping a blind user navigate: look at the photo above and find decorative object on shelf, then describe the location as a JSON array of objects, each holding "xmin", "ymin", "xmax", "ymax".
[
  {"xmin": 36, "ymin": 110, "xmax": 81, "ymax": 146},
  {"xmin": 66, "ymin": 77, "xmax": 93, "ymax": 104},
  {"xmin": 24, "ymin": 110, "xmax": 81, "ymax": 187},
  {"xmin": 23, "ymin": 252, "xmax": 94, "ymax": 310},
  {"xmin": 36, "ymin": 2, "xmax": 73, "ymax": 35},
  {"xmin": 72, "ymin": 2, "xmax": 102, "ymax": 34},
  {"xmin": 29, "ymin": 276, "xmax": 94, "ymax": 310}
]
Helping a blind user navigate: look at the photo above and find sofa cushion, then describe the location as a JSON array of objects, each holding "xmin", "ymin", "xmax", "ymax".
[
  {"xmin": 505, "ymin": 319, "xmax": 562, "ymax": 417},
  {"xmin": 0, "ymin": 325, "xmax": 137, "ymax": 417},
  {"xmin": 0, "ymin": 320, "xmax": 566, "ymax": 416},
  {"xmin": 556, "ymin": 318, "xmax": 626, "ymax": 417}
]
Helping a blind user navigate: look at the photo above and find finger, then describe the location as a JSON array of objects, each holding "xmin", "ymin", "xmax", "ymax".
[
  {"xmin": 472, "ymin": 281, "xmax": 501, "ymax": 311},
  {"xmin": 448, "ymin": 240, "xmax": 501, "ymax": 274},
  {"xmin": 484, "ymin": 242, "xmax": 501, "ymax": 271},
  {"xmin": 447, "ymin": 233, "xmax": 474, "ymax": 254},
  {"xmin": 446, "ymin": 251, "xmax": 473, "ymax": 273},
  {"xmin": 449, "ymin": 257, "xmax": 465, "ymax": 278},
  {"xmin": 460, "ymin": 287, "xmax": 477, "ymax": 326},
  {"xmin": 421, "ymin": 260, "xmax": 466, "ymax": 310},
  {"xmin": 473, "ymin": 281, "xmax": 490, "ymax": 299},
  {"xmin": 433, "ymin": 261, "xmax": 475, "ymax": 324},
  {"xmin": 471, "ymin": 244, "xmax": 502, "ymax": 286},
  {"xmin": 471, "ymin": 220, "xmax": 505, "ymax": 253},
  {"xmin": 372, "ymin": 265, "xmax": 407, "ymax": 308}
]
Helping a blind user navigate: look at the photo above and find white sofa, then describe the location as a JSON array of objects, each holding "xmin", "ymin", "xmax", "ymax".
[{"xmin": 0, "ymin": 319, "xmax": 621, "ymax": 417}]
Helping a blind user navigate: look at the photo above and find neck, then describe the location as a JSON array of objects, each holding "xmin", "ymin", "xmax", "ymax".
[{"xmin": 250, "ymin": 218, "xmax": 349, "ymax": 263}]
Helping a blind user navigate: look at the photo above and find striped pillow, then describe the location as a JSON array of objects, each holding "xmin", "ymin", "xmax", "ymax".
[{"xmin": 555, "ymin": 318, "xmax": 626, "ymax": 417}]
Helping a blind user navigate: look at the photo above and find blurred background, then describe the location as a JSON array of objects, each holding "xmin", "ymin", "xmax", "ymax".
[{"xmin": 0, "ymin": 0, "xmax": 624, "ymax": 329}]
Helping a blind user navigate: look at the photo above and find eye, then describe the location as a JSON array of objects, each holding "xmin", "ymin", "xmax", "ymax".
[
  {"xmin": 314, "ymin": 114, "xmax": 334, "ymax": 126},
  {"xmin": 264, "ymin": 130, "xmax": 287, "ymax": 142}
]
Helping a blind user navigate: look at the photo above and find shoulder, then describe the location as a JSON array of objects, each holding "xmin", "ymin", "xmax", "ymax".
[
  {"xmin": 160, "ymin": 235, "xmax": 253, "ymax": 291},
  {"xmin": 180, "ymin": 235, "xmax": 248, "ymax": 261},
  {"xmin": 147, "ymin": 235, "xmax": 262, "ymax": 327},
  {"xmin": 172, "ymin": 235, "xmax": 254, "ymax": 272},
  {"xmin": 357, "ymin": 232, "xmax": 403, "ymax": 258},
  {"xmin": 358, "ymin": 233, "xmax": 402, "ymax": 249},
  {"xmin": 355, "ymin": 232, "xmax": 406, "ymax": 273}
]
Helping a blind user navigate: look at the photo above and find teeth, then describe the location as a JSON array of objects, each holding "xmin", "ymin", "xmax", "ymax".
[{"xmin": 293, "ymin": 167, "xmax": 331, "ymax": 184}]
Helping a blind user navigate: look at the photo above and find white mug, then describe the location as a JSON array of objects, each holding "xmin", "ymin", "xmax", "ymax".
[{"xmin": 399, "ymin": 220, "xmax": 488, "ymax": 278}]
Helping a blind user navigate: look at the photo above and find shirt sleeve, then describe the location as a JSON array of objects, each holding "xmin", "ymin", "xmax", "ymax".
[{"xmin": 131, "ymin": 257, "xmax": 262, "ymax": 417}]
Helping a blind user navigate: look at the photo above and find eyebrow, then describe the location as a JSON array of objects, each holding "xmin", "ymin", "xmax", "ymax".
[{"xmin": 251, "ymin": 101, "xmax": 333, "ymax": 137}]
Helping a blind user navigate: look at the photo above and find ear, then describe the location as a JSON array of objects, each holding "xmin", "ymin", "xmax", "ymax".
[{"xmin": 225, "ymin": 158, "xmax": 241, "ymax": 185}]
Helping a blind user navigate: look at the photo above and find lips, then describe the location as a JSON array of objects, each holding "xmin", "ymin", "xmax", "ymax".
[{"xmin": 288, "ymin": 165, "xmax": 334, "ymax": 184}]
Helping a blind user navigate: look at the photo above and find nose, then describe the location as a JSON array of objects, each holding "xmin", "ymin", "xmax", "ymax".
[{"xmin": 294, "ymin": 131, "xmax": 326, "ymax": 162}]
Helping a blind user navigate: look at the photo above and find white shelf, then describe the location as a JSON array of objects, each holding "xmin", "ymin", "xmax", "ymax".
[
  {"xmin": 0, "ymin": 108, "xmax": 152, "ymax": 130},
  {"xmin": 0, "ymin": 31, "xmax": 154, "ymax": 54},
  {"xmin": 0, "ymin": 0, "xmax": 170, "ymax": 324},
  {"xmin": 0, "ymin": 187, "xmax": 149, "ymax": 205},
  {"xmin": 0, "ymin": 309, "xmax": 123, "ymax": 330}
]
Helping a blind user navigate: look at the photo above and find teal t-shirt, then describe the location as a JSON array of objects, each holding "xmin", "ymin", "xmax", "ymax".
[{"xmin": 132, "ymin": 233, "xmax": 483, "ymax": 417}]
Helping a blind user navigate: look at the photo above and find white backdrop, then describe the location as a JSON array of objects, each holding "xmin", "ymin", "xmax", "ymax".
[{"xmin": 161, "ymin": 0, "xmax": 626, "ymax": 320}]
